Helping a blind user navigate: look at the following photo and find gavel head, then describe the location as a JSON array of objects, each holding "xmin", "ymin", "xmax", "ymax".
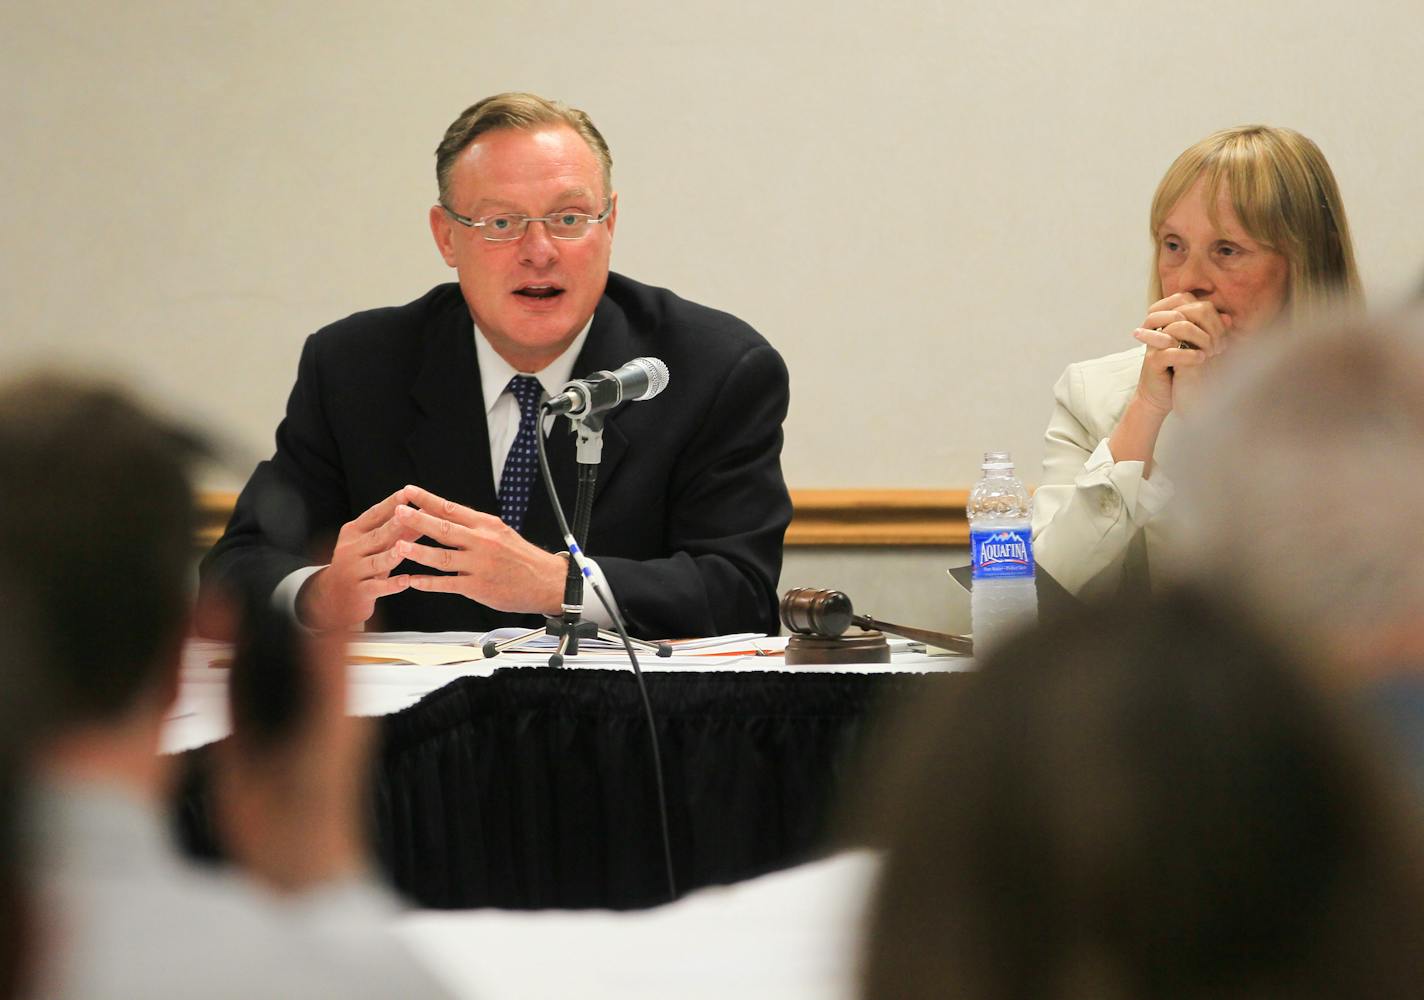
[{"xmin": 780, "ymin": 587, "xmax": 854, "ymax": 638}]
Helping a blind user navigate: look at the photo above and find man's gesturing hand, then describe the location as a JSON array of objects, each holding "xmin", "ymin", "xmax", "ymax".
[
  {"xmin": 400, "ymin": 485, "xmax": 566, "ymax": 616},
  {"xmin": 297, "ymin": 487, "xmax": 424, "ymax": 630},
  {"xmin": 216, "ymin": 626, "xmax": 373, "ymax": 892}
]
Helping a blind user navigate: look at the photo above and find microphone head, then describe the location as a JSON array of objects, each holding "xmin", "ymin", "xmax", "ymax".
[{"xmin": 629, "ymin": 357, "xmax": 670, "ymax": 401}]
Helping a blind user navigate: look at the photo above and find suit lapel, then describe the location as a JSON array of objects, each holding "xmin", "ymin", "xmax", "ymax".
[{"xmin": 405, "ymin": 301, "xmax": 500, "ymax": 517}]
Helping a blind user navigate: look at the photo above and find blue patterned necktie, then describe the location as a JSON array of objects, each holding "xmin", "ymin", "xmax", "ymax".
[{"xmin": 498, "ymin": 375, "xmax": 544, "ymax": 533}]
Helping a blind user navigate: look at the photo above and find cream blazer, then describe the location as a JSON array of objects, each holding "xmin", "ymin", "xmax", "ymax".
[{"xmin": 1032, "ymin": 346, "xmax": 1184, "ymax": 602}]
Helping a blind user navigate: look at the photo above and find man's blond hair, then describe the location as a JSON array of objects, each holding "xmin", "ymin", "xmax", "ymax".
[{"xmin": 434, "ymin": 92, "xmax": 613, "ymax": 205}]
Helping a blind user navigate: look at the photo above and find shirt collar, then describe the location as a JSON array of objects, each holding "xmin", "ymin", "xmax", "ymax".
[
  {"xmin": 31, "ymin": 777, "xmax": 174, "ymax": 877},
  {"xmin": 474, "ymin": 320, "xmax": 593, "ymax": 415}
]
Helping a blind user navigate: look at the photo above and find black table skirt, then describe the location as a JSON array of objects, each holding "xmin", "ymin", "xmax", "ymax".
[{"xmin": 175, "ymin": 666, "xmax": 966, "ymax": 909}]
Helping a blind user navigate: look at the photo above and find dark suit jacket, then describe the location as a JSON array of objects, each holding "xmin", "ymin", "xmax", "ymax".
[{"xmin": 200, "ymin": 273, "xmax": 792, "ymax": 638}]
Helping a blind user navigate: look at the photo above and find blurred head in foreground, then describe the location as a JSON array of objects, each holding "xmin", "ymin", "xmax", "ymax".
[
  {"xmin": 0, "ymin": 373, "xmax": 201, "ymax": 735},
  {"xmin": 0, "ymin": 374, "xmax": 445, "ymax": 1000},
  {"xmin": 861, "ymin": 589, "xmax": 1424, "ymax": 1000},
  {"xmin": 1169, "ymin": 308, "xmax": 1424, "ymax": 679}
]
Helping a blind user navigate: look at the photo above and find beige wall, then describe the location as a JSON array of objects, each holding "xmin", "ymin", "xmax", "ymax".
[{"xmin": 4, "ymin": 0, "xmax": 1422, "ymax": 500}]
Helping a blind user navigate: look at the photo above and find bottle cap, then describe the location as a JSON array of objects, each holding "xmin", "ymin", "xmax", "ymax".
[{"xmin": 981, "ymin": 450, "xmax": 1014, "ymax": 472}]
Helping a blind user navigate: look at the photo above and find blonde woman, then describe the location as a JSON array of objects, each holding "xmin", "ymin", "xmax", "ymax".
[{"xmin": 1032, "ymin": 126, "xmax": 1361, "ymax": 600}]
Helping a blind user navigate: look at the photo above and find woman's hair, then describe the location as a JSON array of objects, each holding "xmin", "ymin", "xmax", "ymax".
[
  {"xmin": 1148, "ymin": 125, "xmax": 1362, "ymax": 325},
  {"xmin": 860, "ymin": 588, "xmax": 1424, "ymax": 1000}
]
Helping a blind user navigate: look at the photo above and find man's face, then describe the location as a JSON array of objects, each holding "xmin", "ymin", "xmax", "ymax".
[{"xmin": 430, "ymin": 125, "xmax": 617, "ymax": 372}]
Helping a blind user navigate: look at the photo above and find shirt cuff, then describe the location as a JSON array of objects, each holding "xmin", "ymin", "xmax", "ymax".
[
  {"xmin": 273, "ymin": 564, "xmax": 326, "ymax": 625},
  {"xmin": 581, "ymin": 588, "xmax": 615, "ymax": 630},
  {"xmin": 1079, "ymin": 438, "xmax": 1175, "ymax": 523},
  {"xmin": 557, "ymin": 551, "xmax": 614, "ymax": 629}
]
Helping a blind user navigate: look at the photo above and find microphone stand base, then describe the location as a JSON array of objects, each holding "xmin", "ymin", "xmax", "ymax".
[{"xmin": 481, "ymin": 614, "xmax": 672, "ymax": 665}]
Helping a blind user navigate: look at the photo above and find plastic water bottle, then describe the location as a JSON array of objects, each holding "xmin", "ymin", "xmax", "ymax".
[{"xmin": 968, "ymin": 451, "xmax": 1037, "ymax": 658}]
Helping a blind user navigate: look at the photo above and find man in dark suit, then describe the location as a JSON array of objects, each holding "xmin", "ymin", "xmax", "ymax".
[{"xmin": 202, "ymin": 92, "xmax": 791, "ymax": 639}]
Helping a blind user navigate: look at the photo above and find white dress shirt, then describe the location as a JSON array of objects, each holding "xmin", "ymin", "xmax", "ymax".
[{"xmin": 475, "ymin": 320, "xmax": 591, "ymax": 491}]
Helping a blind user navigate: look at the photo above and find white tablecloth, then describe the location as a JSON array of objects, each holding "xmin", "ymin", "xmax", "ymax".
[
  {"xmin": 166, "ymin": 634, "xmax": 971, "ymax": 754},
  {"xmin": 397, "ymin": 850, "xmax": 882, "ymax": 1000}
]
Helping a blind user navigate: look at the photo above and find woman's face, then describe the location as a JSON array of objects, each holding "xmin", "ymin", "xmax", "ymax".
[{"xmin": 1157, "ymin": 175, "xmax": 1290, "ymax": 335}]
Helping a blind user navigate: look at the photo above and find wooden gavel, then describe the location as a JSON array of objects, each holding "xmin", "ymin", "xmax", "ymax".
[{"xmin": 780, "ymin": 587, "xmax": 972, "ymax": 655}]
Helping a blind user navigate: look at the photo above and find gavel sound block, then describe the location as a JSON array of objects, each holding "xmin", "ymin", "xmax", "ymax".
[{"xmin": 780, "ymin": 587, "xmax": 973, "ymax": 665}]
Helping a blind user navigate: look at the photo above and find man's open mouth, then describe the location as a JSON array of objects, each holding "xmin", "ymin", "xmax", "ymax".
[{"xmin": 514, "ymin": 285, "xmax": 564, "ymax": 299}]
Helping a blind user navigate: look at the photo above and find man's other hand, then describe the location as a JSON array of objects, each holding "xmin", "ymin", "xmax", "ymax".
[
  {"xmin": 296, "ymin": 487, "xmax": 424, "ymax": 630},
  {"xmin": 400, "ymin": 485, "xmax": 566, "ymax": 616}
]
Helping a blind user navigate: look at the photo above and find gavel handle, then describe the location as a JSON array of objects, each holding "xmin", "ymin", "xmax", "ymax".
[{"xmin": 851, "ymin": 614, "xmax": 973, "ymax": 655}]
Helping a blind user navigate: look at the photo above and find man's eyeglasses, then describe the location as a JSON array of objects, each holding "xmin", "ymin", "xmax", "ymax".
[{"xmin": 441, "ymin": 202, "xmax": 612, "ymax": 242}]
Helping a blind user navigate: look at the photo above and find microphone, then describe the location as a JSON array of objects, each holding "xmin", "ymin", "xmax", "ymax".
[{"xmin": 544, "ymin": 357, "xmax": 669, "ymax": 419}]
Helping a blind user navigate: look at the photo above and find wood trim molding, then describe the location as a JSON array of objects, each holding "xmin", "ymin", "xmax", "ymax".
[
  {"xmin": 785, "ymin": 489, "xmax": 968, "ymax": 546},
  {"xmin": 196, "ymin": 491, "xmax": 238, "ymax": 551},
  {"xmin": 195, "ymin": 487, "xmax": 971, "ymax": 551}
]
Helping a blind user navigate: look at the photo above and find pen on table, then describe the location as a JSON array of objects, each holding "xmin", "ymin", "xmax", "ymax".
[{"xmin": 698, "ymin": 646, "xmax": 779, "ymax": 657}]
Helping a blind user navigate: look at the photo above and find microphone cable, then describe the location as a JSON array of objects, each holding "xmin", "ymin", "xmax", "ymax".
[{"xmin": 535, "ymin": 413, "xmax": 678, "ymax": 903}]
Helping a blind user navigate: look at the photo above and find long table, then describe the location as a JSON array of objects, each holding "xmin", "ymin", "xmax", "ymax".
[{"xmin": 170, "ymin": 637, "xmax": 972, "ymax": 910}]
